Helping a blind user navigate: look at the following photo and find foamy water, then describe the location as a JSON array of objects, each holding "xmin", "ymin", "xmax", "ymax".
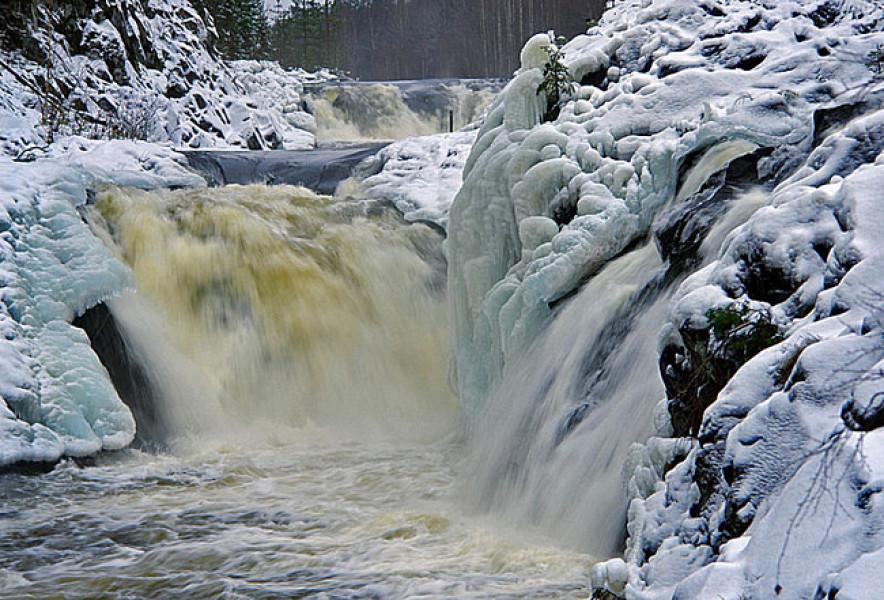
[
  {"xmin": 0, "ymin": 436, "xmax": 593, "ymax": 598},
  {"xmin": 0, "ymin": 183, "xmax": 597, "ymax": 598}
]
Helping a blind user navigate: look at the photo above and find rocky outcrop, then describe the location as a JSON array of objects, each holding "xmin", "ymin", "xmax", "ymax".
[
  {"xmin": 443, "ymin": 0, "xmax": 884, "ymax": 596},
  {"xmin": 0, "ymin": 0, "xmax": 315, "ymax": 153}
]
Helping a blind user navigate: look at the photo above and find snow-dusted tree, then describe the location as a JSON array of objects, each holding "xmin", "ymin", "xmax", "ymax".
[
  {"xmin": 263, "ymin": 0, "xmax": 606, "ymax": 79},
  {"xmin": 194, "ymin": 0, "xmax": 270, "ymax": 60}
]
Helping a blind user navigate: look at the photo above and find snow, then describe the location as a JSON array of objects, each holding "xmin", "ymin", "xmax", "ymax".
[
  {"xmin": 520, "ymin": 34, "xmax": 554, "ymax": 72},
  {"xmin": 343, "ymin": 130, "xmax": 477, "ymax": 228},
  {"xmin": 0, "ymin": 140, "xmax": 205, "ymax": 466},
  {"xmin": 0, "ymin": 0, "xmax": 881, "ymax": 595},
  {"xmin": 448, "ymin": 0, "xmax": 884, "ymax": 412},
  {"xmin": 444, "ymin": 0, "xmax": 884, "ymax": 596},
  {"xmin": 227, "ymin": 60, "xmax": 340, "ymax": 149},
  {"xmin": 0, "ymin": 1, "xmax": 321, "ymax": 155},
  {"xmin": 598, "ymin": 64, "xmax": 884, "ymax": 600}
]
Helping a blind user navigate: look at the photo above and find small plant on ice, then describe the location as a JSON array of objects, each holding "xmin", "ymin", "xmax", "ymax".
[
  {"xmin": 537, "ymin": 36, "xmax": 576, "ymax": 123},
  {"xmin": 706, "ymin": 302, "xmax": 783, "ymax": 361}
]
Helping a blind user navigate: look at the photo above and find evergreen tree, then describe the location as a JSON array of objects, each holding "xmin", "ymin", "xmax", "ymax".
[
  {"xmin": 537, "ymin": 37, "xmax": 576, "ymax": 122},
  {"xmin": 269, "ymin": 1, "xmax": 343, "ymax": 72},
  {"xmin": 194, "ymin": 0, "xmax": 270, "ymax": 60}
]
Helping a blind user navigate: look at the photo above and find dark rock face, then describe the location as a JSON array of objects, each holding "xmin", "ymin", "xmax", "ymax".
[
  {"xmin": 661, "ymin": 303, "xmax": 782, "ymax": 440},
  {"xmin": 654, "ymin": 169, "xmax": 729, "ymax": 264},
  {"xmin": 654, "ymin": 149, "xmax": 770, "ymax": 268},
  {"xmin": 842, "ymin": 389, "xmax": 884, "ymax": 432},
  {"xmin": 73, "ymin": 302, "xmax": 166, "ymax": 449}
]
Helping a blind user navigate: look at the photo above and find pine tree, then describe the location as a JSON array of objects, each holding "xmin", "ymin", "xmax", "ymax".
[
  {"xmin": 196, "ymin": 0, "xmax": 270, "ymax": 60},
  {"xmin": 537, "ymin": 37, "xmax": 575, "ymax": 122}
]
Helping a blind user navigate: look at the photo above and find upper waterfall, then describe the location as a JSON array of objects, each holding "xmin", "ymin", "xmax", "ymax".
[{"xmin": 304, "ymin": 79, "xmax": 503, "ymax": 142}]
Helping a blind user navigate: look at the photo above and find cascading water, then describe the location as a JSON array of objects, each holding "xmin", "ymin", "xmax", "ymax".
[
  {"xmin": 88, "ymin": 184, "xmax": 458, "ymax": 443},
  {"xmin": 304, "ymin": 80, "xmax": 501, "ymax": 142},
  {"xmin": 461, "ymin": 177, "xmax": 767, "ymax": 557},
  {"xmin": 0, "ymin": 183, "xmax": 596, "ymax": 597},
  {"xmin": 462, "ymin": 243, "xmax": 668, "ymax": 555}
]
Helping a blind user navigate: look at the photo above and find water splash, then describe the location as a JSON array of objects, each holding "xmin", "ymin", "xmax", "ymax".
[
  {"xmin": 306, "ymin": 81, "xmax": 499, "ymax": 142},
  {"xmin": 461, "ymin": 243, "xmax": 666, "ymax": 555},
  {"xmin": 461, "ymin": 186, "xmax": 766, "ymax": 556},
  {"xmin": 89, "ymin": 184, "xmax": 458, "ymax": 445}
]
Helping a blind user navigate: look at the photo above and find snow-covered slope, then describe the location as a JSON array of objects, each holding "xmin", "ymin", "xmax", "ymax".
[
  {"xmin": 227, "ymin": 60, "xmax": 341, "ymax": 149},
  {"xmin": 0, "ymin": 141, "xmax": 203, "ymax": 465},
  {"xmin": 450, "ymin": 0, "xmax": 883, "ymax": 413},
  {"xmin": 446, "ymin": 0, "xmax": 884, "ymax": 597},
  {"xmin": 344, "ymin": 130, "xmax": 477, "ymax": 228},
  {"xmin": 0, "ymin": 0, "xmax": 317, "ymax": 155},
  {"xmin": 597, "ymin": 108, "xmax": 884, "ymax": 600}
]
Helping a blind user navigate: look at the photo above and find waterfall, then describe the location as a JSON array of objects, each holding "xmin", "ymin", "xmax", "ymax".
[
  {"xmin": 461, "ymin": 186, "xmax": 767, "ymax": 557},
  {"xmin": 87, "ymin": 184, "xmax": 458, "ymax": 446},
  {"xmin": 461, "ymin": 243, "xmax": 667, "ymax": 555},
  {"xmin": 304, "ymin": 80, "xmax": 501, "ymax": 142}
]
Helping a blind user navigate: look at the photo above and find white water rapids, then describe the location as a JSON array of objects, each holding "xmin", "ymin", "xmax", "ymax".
[
  {"xmin": 0, "ymin": 183, "xmax": 593, "ymax": 598},
  {"xmin": 0, "ymin": 437, "xmax": 593, "ymax": 598},
  {"xmin": 304, "ymin": 80, "xmax": 500, "ymax": 142}
]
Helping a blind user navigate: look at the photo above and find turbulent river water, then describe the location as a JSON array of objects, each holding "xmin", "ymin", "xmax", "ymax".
[
  {"xmin": 0, "ymin": 96, "xmax": 773, "ymax": 596},
  {"xmin": 0, "ymin": 438, "xmax": 592, "ymax": 598},
  {"xmin": 0, "ymin": 183, "xmax": 593, "ymax": 598}
]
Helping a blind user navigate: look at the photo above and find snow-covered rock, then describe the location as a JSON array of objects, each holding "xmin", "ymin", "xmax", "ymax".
[
  {"xmin": 227, "ymin": 60, "xmax": 341, "ymax": 149},
  {"xmin": 0, "ymin": 1, "xmax": 318, "ymax": 154},
  {"xmin": 0, "ymin": 140, "xmax": 204, "ymax": 466},
  {"xmin": 449, "ymin": 0, "xmax": 884, "ymax": 417},
  {"xmin": 608, "ymin": 109, "xmax": 884, "ymax": 600},
  {"xmin": 344, "ymin": 130, "xmax": 477, "ymax": 228},
  {"xmin": 445, "ymin": 0, "xmax": 884, "ymax": 596}
]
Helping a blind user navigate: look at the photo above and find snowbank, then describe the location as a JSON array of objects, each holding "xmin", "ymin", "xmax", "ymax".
[
  {"xmin": 445, "ymin": 0, "xmax": 884, "ymax": 596},
  {"xmin": 228, "ymin": 60, "xmax": 341, "ymax": 149},
  {"xmin": 0, "ymin": 141, "xmax": 204, "ymax": 466},
  {"xmin": 598, "ymin": 111, "xmax": 884, "ymax": 598}
]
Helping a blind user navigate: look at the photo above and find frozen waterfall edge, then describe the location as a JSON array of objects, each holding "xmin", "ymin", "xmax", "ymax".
[{"xmin": 448, "ymin": 2, "xmax": 884, "ymax": 598}]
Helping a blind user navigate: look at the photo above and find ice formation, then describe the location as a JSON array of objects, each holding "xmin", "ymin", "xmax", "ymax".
[
  {"xmin": 449, "ymin": 0, "xmax": 883, "ymax": 413},
  {"xmin": 228, "ymin": 60, "xmax": 340, "ymax": 149},
  {"xmin": 0, "ymin": 0, "xmax": 881, "ymax": 596},
  {"xmin": 343, "ymin": 130, "xmax": 478, "ymax": 228},
  {"xmin": 446, "ymin": 0, "xmax": 884, "ymax": 596},
  {"xmin": 0, "ymin": 141, "xmax": 203, "ymax": 465}
]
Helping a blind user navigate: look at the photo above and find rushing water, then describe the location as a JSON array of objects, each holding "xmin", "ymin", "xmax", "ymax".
[
  {"xmin": 304, "ymin": 80, "xmax": 501, "ymax": 142},
  {"xmin": 0, "ymin": 183, "xmax": 594, "ymax": 598},
  {"xmin": 0, "ymin": 116, "xmax": 771, "ymax": 596},
  {"xmin": 0, "ymin": 438, "xmax": 593, "ymax": 598},
  {"xmin": 461, "ymin": 180, "xmax": 766, "ymax": 555}
]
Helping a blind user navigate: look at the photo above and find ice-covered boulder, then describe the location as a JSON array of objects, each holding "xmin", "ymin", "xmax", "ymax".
[
  {"xmin": 445, "ymin": 0, "xmax": 884, "ymax": 596},
  {"xmin": 0, "ymin": 140, "xmax": 204, "ymax": 466},
  {"xmin": 448, "ymin": 0, "xmax": 884, "ymax": 414},
  {"xmin": 227, "ymin": 60, "xmax": 333, "ymax": 149}
]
